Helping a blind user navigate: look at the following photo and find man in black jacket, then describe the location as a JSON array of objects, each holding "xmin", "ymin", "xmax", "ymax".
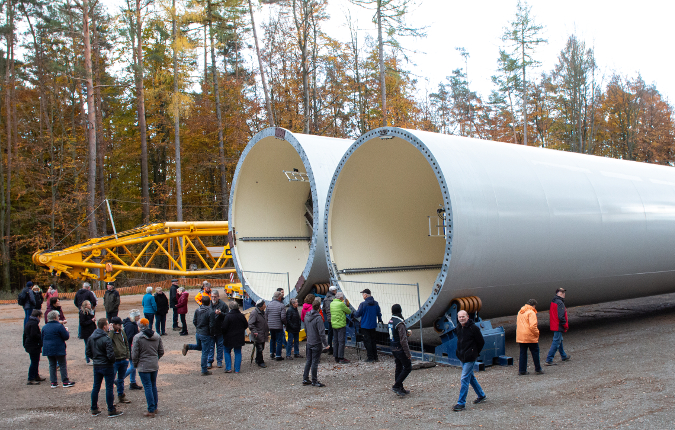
[
  {"xmin": 74, "ymin": 282, "xmax": 98, "ymax": 310},
  {"xmin": 452, "ymin": 310, "xmax": 487, "ymax": 412},
  {"xmin": 169, "ymin": 280, "xmax": 180, "ymax": 331},
  {"xmin": 182, "ymin": 296, "xmax": 215, "ymax": 375},
  {"xmin": 208, "ymin": 291, "xmax": 228, "ymax": 368},
  {"xmin": 86, "ymin": 318, "xmax": 123, "ymax": 418},
  {"xmin": 286, "ymin": 299, "xmax": 302, "ymax": 359}
]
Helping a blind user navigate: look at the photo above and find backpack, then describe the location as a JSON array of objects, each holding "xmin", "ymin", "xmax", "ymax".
[{"xmin": 17, "ymin": 288, "xmax": 28, "ymax": 306}]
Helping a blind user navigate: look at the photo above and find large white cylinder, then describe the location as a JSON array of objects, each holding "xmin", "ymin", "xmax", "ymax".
[
  {"xmin": 324, "ymin": 127, "xmax": 675, "ymax": 327},
  {"xmin": 229, "ymin": 127, "xmax": 352, "ymax": 302}
]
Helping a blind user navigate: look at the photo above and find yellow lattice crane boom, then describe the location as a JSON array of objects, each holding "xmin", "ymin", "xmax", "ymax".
[{"xmin": 32, "ymin": 221, "xmax": 235, "ymax": 282}]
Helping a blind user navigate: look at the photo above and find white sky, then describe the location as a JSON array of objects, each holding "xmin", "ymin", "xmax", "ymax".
[{"xmin": 101, "ymin": 0, "xmax": 674, "ymax": 103}]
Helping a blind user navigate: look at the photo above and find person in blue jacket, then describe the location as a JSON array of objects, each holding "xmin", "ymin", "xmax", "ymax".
[
  {"xmin": 42, "ymin": 310, "xmax": 75, "ymax": 388},
  {"xmin": 142, "ymin": 287, "xmax": 158, "ymax": 328},
  {"xmin": 352, "ymin": 288, "xmax": 383, "ymax": 362}
]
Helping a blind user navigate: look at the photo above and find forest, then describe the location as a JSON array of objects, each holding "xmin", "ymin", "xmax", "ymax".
[{"xmin": 0, "ymin": 0, "xmax": 672, "ymax": 290}]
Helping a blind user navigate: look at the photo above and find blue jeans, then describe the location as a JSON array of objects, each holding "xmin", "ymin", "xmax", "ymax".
[
  {"xmin": 269, "ymin": 329, "xmax": 284, "ymax": 358},
  {"xmin": 457, "ymin": 361, "xmax": 485, "ymax": 406},
  {"xmin": 224, "ymin": 346, "xmax": 242, "ymax": 372},
  {"xmin": 124, "ymin": 359, "xmax": 137, "ymax": 384},
  {"xmin": 145, "ymin": 313, "xmax": 155, "ymax": 329},
  {"xmin": 91, "ymin": 366, "xmax": 115, "ymax": 412},
  {"xmin": 24, "ymin": 308, "xmax": 33, "ymax": 327},
  {"xmin": 546, "ymin": 331, "xmax": 568, "ymax": 362},
  {"xmin": 188, "ymin": 333, "xmax": 214, "ymax": 373},
  {"xmin": 113, "ymin": 360, "xmax": 129, "ymax": 395},
  {"xmin": 138, "ymin": 371, "xmax": 158, "ymax": 413},
  {"xmin": 286, "ymin": 332, "xmax": 300, "ymax": 356},
  {"xmin": 208, "ymin": 335, "xmax": 224, "ymax": 366},
  {"xmin": 155, "ymin": 313, "xmax": 166, "ymax": 334}
]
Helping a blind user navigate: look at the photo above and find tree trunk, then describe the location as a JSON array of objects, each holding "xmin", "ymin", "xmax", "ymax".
[
  {"xmin": 248, "ymin": 0, "xmax": 274, "ymax": 126},
  {"xmin": 82, "ymin": 0, "xmax": 98, "ymax": 238},
  {"xmin": 93, "ymin": 15, "xmax": 107, "ymax": 235},
  {"xmin": 135, "ymin": 0, "xmax": 150, "ymax": 223},
  {"xmin": 172, "ymin": 0, "xmax": 183, "ymax": 222},
  {"xmin": 377, "ymin": 0, "xmax": 386, "ymax": 127},
  {"xmin": 521, "ymin": 35, "xmax": 527, "ymax": 146},
  {"xmin": 207, "ymin": 1, "xmax": 228, "ymax": 219}
]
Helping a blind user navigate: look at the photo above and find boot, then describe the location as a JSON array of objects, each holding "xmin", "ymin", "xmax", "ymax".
[{"xmin": 118, "ymin": 393, "xmax": 131, "ymax": 404}]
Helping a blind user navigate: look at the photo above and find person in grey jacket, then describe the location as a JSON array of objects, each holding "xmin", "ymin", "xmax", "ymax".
[
  {"xmin": 86, "ymin": 318, "xmax": 123, "ymax": 418},
  {"xmin": 322, "ymin": 286, "xmax": 337, "ymax": 355},
  {"xmin": 132, "ymin": 318, "xmax": 164, "ymax": 417},
  {"xmin": 265, "ymin": 291, "xmax": 287, "ymax": 361},
  {"xmin": 182, "ymin": 296, "xmax": 214, "ymax": 375},
  {"xmin": 303, "ymin": 299, "xmax": 330, "ymax": 387},
  {"xmin": 248, "ymin": 300, "xmax": 269, "ymax": 368}
]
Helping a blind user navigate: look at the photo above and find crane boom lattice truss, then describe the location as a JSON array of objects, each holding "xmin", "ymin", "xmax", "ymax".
[{"xmin": 32, "ymin": 221, "xmax": 235, "ymax": 282}]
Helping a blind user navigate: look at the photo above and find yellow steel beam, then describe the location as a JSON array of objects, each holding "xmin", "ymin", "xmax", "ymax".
[{"xmin": 32, "ymin": 221, "xmax": 233, "ymax": 282}]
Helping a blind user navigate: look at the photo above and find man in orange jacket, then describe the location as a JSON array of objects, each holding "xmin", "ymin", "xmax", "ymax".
[
  {"xmin": 516, "ymin": 299, "xmax": 543, "ymax": 375},
  {"xmin": 195, "ymin": 284, "xmax": 212, "ymax": 306}
]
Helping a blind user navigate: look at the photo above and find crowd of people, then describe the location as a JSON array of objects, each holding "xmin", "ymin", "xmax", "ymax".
[{"xmin": 19, "ymin": 278, "xmax": 572, "ymax": 416}]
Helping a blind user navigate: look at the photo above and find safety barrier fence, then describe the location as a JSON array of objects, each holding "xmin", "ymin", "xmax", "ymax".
[{"xmin": 0, "ymin": 277, "xmax": 240, "ymax": 305}]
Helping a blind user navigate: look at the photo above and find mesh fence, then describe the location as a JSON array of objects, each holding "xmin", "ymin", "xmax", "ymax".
[
  {"xmin": 334, "ymin": 278, "xmax": 426, "ymax": 356},
  {"xmin": 242, "ymin": 270, "xmax": 290, "ymax": 302}
]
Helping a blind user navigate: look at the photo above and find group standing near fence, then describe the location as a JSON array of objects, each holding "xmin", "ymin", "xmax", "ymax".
[{"xmin": 19, "ymin": 279, "xmax": 572, "ymax": 416}]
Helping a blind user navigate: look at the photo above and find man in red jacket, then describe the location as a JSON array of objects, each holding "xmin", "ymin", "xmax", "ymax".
[{"xmin": 545, "ymin": 288, "xmax": 570, "ymax": 365}]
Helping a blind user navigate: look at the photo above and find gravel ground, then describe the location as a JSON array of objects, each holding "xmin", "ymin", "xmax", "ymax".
[{"xmin": 1, "ymin": 291, "xmax": 675, "ymax": 429}]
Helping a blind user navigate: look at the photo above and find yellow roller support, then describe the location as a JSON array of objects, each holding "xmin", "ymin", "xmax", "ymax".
[{"xmin": 33, "ymin": 222, "xmax": 235, "ymax": 282}]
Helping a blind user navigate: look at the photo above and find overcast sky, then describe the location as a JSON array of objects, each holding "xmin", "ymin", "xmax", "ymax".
[{"xmin": 102, "ymin": 0, "xmax": 673, "ymax": 103}]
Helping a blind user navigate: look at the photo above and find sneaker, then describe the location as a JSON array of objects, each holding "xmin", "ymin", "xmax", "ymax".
[
  {"xmin": 50, "ymin": 382, "xmax": 58, "ymax": 389},
  {"xmin": 562, "ymin": 356, "xmax": 571, "ymax": 362},
  {"xmin": 26, "ymin": 380, "xmax": 40, "ymax": 385},
  {"xmin": 294, "ymin": 354, "xmax": 304, "ymax": 359},
  {"xmin": 392, "ymin": 387, "xmax": 406, "ymax": 396},
  {"xmin": 544, "ymin": 361, "xmax": 556, "ymax": 366},
  {"xmin": 339, "ymin": 358, "xmax": 351, "ymax": 364},
  {"xmin": 536, "ymin": 369, "xmax": 545, "ymax": 375},
  {"xmin": 118, "ymin": 394, "xmax": 131, "ymax": 404},
  {"xmin": 91, "ymin": 409, "xmax": 101, "ymax": 416},
  {"xmin": 224, "ymin": 369, "xmax": 233, "ymax": 373},
  {"xmin": 473, "ymin": 395, "xmax": 487, "ymax": 404},
  {"xmin": 63, "ymin": 381, "xmax": 75, "ymax": 388},
  {"xmin": 143, "ymin": 411, "xmax": 155, "ymax": 418},
  {"xmin": 258, "ymin": 362, "xmax": 267, "ymax": 368},
  {"xmin": 452, "ymin": 404, "xmax": 465, "ymax": 412},
  {"xmin": 129, "ymin": 383, "xmax": 143, "ymax": 390},
  {"xmin": 35, "ymin": 375, "xmax": 46, "ymax": 382},
  {"xmin": 519, "ymin": 371, "xmax": 530, "ymax": 375},
  {"xmin": 201, "ymin": 371, "xmax": 212, "ymax": 376},
  {"xmin": 108, "ymin": 409, "xmax": 124, "ymax": 418},
  {"xmin": 217, "ymin": 364, "xmax": 223, "ymax": 368},
  {"xmin": 182, "ymin": 344, "xmax": 188, "ymax": 356},
  {"xmin": 275, "ymin": 356, "xmax": 284, "ymax": 361},
  {"xmin": 286, "ymin": 356, "xmax": 293, "ymax": 360},
  {"xmin": 312, "ymin": 381, "xmax": 326, "ymax": 387},
  {"xmin": 302, "ymin": 379, "xmax": 312, "ymax": 385}
]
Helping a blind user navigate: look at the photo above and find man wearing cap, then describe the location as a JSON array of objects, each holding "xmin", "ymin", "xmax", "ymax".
[
  {"xmin": 108, "ymin": 316, "xmax": 132, "ymax": 404},
  {"xmin": 322, "ymin": 286, "xmax": 337, "ymax": 355},
  {"xmin": 353, "ymin": 288, "xmax": 383, "ymax": 362},
  {"xmin": 330, "ymin": 292, "xmax": 352, "ymax": 364},
  {"xmin": 169, "ymin": 280, "xmax": 180, "ymax": 331},
  {"xmin": 545, "ymin": 288, "xmax": 570, "ymax": 365},
  {"xmin": 248, "ymin": 300, "xmax": 269, "ymax": 367},
  {"xmin": 182, "ymin": 296, "xmax": 215, "ymax": 375},
  {"xmin": 104, "ymin": 283, "xmax": 120, "ymax": 321}
]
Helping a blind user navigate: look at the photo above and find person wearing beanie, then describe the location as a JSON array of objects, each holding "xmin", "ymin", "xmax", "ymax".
[
  {"xmin": 389, "ymin": 304, "xmax": 412, "ymax": 396},
  {"xmin": 86, "ymin": 318, "xmax": 123, "ymax": 418},
  {"xmin": 132, "ymin": 317, "xmax": 164, "ymax": 417},
  {"xmin": 247, "ymin": 300, "xmax": 269, "ymax": 367},
  {"xmin": 108, "ymin": 316, "xmax": 132, "ymax": 404},
  {"xmin": 182, "ymin": 296, "xmax": 215, "ymax": 375},
  {"xmin": 104, "ymin": 283, "xmax": 120, "ymax": 321}
]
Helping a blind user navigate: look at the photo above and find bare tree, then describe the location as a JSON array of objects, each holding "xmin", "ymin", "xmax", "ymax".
[
  {"xmin": 248, "ymin": 0, "xmax": 274, "ymax": 126},
  {"xmin": 171, "ymin": 0, "xmax": 183, "ymax": 221},
  {"xmin": 82, "ymin": 0, "xmax": 98, "ymax": 238}
]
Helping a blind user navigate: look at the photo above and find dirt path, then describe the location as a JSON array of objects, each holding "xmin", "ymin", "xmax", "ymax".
[{"xmin": 1, "ymin": 292, "xmax": 675, "ymax": 429}]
